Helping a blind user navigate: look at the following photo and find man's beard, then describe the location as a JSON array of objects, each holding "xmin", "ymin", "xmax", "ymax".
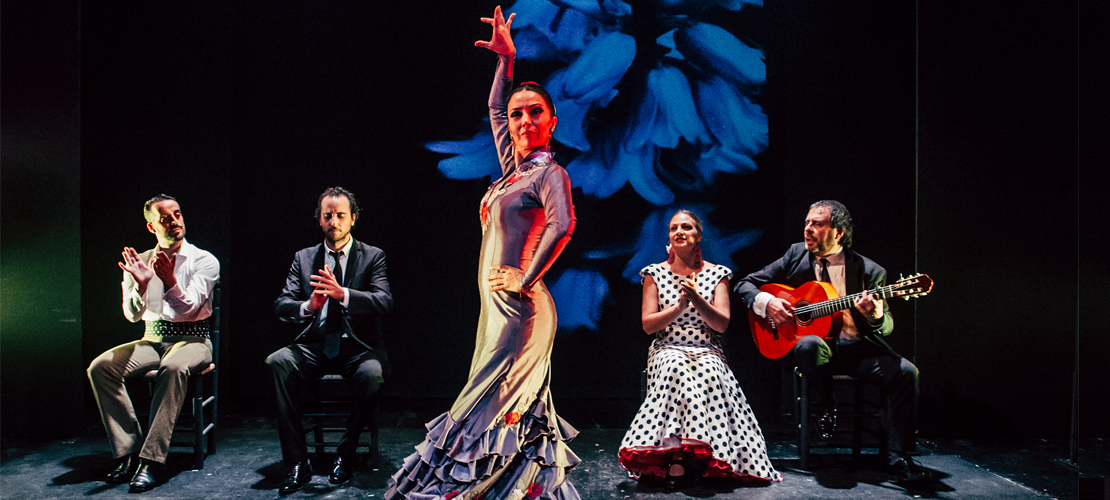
[{"xmin": 327, "ymin": 228, "xmax": 348, "ymax": 243}]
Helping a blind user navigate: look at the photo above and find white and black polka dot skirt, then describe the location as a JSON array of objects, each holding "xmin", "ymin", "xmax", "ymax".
[{"xmin": 618, "ymin": 263, "xmax": 782, "ymax": 483}]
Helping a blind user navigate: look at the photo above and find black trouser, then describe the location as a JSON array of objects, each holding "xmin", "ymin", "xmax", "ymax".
[
  {"xmin": 793, "ymin": 335, "xmax": 919, "ymax": 453},
  {"xmin": 266, "ymin": 338, "xmax": 383, "ymax": 466}
]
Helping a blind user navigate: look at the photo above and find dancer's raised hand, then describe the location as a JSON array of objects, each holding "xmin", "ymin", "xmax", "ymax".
[{"xmin": 475, "ymin": 5, "xmax": 515, "ymax": 55}]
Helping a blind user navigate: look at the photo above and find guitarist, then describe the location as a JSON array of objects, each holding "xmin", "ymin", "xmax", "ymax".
[{"xmin": 734, "ymin": 200, "xmax": 921, "ymax": 479}]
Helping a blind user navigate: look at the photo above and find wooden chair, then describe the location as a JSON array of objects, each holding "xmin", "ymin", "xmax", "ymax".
[
  {"xmin": 302, "ymin": 374, "xmax": 379, "ymax": 460},
  {"xmin": 793, "ymin": 366, "xmax": 888, "ymax": 470}
]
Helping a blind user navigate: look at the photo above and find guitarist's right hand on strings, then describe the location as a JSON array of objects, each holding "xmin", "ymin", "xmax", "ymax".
[{"xmin": 766, "ymin": 297, "xmax": 794, "ymax": 325}]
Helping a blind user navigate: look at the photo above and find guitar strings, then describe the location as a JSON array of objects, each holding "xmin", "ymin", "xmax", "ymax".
[
  {"xmin": 789, "ymin": 276, "xmax": 929, "ymax": 317},
  {"xmin": 792, "ymin": 285, "xmax": 896, "ymax": 315}
]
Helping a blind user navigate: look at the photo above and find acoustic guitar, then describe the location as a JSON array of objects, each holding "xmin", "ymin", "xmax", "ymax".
[{"xmin": 748, "ymin": 274, "xmax": 933, "ymax": 359}]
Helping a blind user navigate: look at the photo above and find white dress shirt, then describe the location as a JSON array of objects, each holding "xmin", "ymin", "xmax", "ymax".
[{"xmin": 122, "ymin": 240, "xmax": 220, "ymax": 329}]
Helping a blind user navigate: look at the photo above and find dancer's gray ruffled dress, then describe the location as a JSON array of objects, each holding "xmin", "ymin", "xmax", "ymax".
[{"xmin": 387, "ymin": 52, "xmax": 580, "ymax": 500}]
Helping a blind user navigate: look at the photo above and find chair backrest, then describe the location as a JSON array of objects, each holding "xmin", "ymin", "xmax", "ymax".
[{"xmin": 209, "ymin": 279, "xmax": 221, "ymax": 369}]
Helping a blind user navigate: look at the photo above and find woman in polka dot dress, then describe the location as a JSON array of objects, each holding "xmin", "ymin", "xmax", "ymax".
[{"xmin": 618, "ymin": 210, "xmax": 782, "ymax": 487}]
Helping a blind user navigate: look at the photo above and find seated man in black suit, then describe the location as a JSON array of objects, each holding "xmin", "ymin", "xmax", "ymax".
[
  {"xmin": 734, "ymin": 200, "xmax": 921, "ymax": 479},
  {"xmin": 266, "ymin": 186, "xmax": 393, "ymax": 493}
]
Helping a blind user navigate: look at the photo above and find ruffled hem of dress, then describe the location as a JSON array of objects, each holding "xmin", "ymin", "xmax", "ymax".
[
  {"xmin": 387, "ymin": 399, "xmax": 581, "ymax": 499},
  {"xmin": 617, "ymin": 438, "xmax": 782, "ymax": 483}
]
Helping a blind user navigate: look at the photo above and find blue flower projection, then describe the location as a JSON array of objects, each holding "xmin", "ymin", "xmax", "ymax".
[
  {"xmin": 428, "ymin": 0, "xmax": 769, "ymax": 330},
  {"xmin": 425, "ymin": 120, "xmax": 502, "ymax": 180},
  {"xmin": 584, "ymin": 205, "xmax": 762, "ymax": 285},
  {"xmin": 547, "ymin": 269, "xmax": 610, "ymax": 330}
]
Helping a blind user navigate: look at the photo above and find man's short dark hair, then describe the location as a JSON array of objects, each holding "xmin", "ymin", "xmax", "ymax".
[
  {"xmin": 315, "ymin": 187, "xmax": 360, "ymax": 219},
  {"xmin": 143, "ymin": 194, "xmax": 178, "ymax": 222},
  {"xmin": 810, "ymin": 200, "xmax": 854, "ymax": 248}
]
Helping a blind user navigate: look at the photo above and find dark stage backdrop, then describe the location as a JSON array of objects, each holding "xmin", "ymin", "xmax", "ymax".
[
  {"xmin": 2, "ymin": 0, "xmax": 1085, "ymax": 444},
  {"xmin": 916, "ymin": 2, "xmax": 1079, "ymax": 439},
  {"xmin": 1, "ymin": 0, "xmax": 83, "ymax": 440}
]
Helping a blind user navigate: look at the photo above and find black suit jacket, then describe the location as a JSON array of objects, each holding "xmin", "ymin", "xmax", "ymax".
[
  {"xmin": 734, "ymin": 242, "xmax": 899, "ymax": 357},
  {"xmin": 274, "ymin": 238, "xmax": 394, "ymax": 373}
]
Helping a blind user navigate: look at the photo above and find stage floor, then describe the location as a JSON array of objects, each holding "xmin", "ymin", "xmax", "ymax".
[{"xmin": 1, "ymin": 412, "xmax": 1094, "ymax": 500}]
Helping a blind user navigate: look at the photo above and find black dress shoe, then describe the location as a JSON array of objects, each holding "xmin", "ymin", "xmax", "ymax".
[
  {"xmin": 128, "ymin": 460, "xmax": 156, "ymax": 493},
  {"xmin": 329, "ymin": 456, "xmax": 354, "ymax": 484},
  {"xmin": 279, "ymin": 460, "xmax": 313, "ymax": 494},
  {"xmin": 887, "ymin": 454, "xmax": 927, "ymax": 481},
  {"xmin": 816, "ymin": 406, "xmax": 837, "ymax": 440},
  {"xmin": 106, "ymin": 454, "xmax": 138, "ymax": 484}
]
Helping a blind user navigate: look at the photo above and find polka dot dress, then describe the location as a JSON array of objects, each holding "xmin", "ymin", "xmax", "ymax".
[{"xmin": 618, "ymin": 263, "xmax": 782, "ymax": 483}]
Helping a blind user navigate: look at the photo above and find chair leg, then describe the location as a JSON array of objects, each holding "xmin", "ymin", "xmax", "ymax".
[
  {"xmin": 795, "ymin": 368, "xmax": 810, "ymax": 470},
  {"xmin": 208, "ymin": 373, "xmax": 217, "ymax": 454},
  {"xmin": 193, "ymin": 376, "xmax": 205, "ymax": 470},
  {"xmin": 368, "ymin": 397, "xmax": 381, "ymax": 468},
  {"xmin": 312, "ymin": 381, "xmax": 325, "ymax": 456},
  {"xmin": 192, "ymin": 403, "xmax": 204, "ymax": 468},
  {"xmin": 370, "ymin": 397, "xmax": 380, "ymax": 450},
  {"xmin": 879, "ymin": 390, "xmax": 890, "ymax": 461},
  {"xmin": 851, "ymin": 380, "xmax": 864, "ymax": 461}
]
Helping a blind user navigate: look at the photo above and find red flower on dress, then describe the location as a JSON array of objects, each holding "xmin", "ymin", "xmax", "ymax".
[
  {"xmin": 525, "ymin": 482, "xmax": 543, "ymax": 499},
  {"xmin": 505, "ymin": 411, "xmax": 521, "ymax": 425},
  {"xmin": 445, "ymin": 491, "xmax": 459, "ymax": 499}
]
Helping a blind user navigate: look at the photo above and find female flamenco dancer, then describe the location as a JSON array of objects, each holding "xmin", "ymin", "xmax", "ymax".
[
  {"xmin": 618, "ymin": 210, "xmax": 782, "ymax": 488},
  {"xmin": 386, "ymin": 6, "xmax": 580, "ymax": 500}
]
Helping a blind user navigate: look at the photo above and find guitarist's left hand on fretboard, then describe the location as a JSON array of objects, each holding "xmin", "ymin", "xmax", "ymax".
[{"xmin": 854, "ymin": 290, "xmax": 884, "ymax": 322}]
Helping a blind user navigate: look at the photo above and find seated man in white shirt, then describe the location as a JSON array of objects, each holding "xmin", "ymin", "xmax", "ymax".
[{"xmin": 87, "ymin": 194, "xmax": 220, "ymax": 492}]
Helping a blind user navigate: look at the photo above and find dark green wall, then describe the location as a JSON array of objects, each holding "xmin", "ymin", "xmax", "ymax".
[{"xmin": 1, "ymin": 0, "xmax": 85, "ymax": 439}]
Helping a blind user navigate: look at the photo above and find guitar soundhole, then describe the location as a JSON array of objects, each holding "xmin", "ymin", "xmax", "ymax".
[{"xmin": 795, "ymin": 300, "xmax": 812, "ymax": 326}]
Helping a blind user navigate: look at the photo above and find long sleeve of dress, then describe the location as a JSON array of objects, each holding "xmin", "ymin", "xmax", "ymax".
[
  {"xmin": 489, "ymin": 53, "xmax": 516, "ymax": 175},
  {"xmin": 519, "ymin": 166, "xmax": 576, "ymax": 291}
]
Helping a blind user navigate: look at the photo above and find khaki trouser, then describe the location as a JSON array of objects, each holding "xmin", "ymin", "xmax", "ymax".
[{"xmin": 87, "ymin": 336, "xmax": 212, "ymax": 463}]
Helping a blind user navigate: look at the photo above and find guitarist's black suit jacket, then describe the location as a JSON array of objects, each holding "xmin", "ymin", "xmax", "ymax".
[
  {"xmin": 733, "ymin": 242, "xmax": 899, "ymax": 358},
  {"xmin": 274, "ymin": 238, "xmax": 394, "ymax": 374}
]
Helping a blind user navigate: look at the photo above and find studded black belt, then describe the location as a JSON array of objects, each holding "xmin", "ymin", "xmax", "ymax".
[{"xmin": 144, "ymin": 319, "xmax": 210, "ymax": 338}]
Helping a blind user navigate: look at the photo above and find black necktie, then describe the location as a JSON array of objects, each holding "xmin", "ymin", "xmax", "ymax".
[
  {"xmin": 323, "ymin": 250, "xmax": 344, "ymax": 358},
  {"xmin": 819, "ymin": 258, "xmax": 831, "ymax": 283}
]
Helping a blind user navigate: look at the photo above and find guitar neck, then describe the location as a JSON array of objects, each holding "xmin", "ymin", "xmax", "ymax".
[{"xmin": 796, "ymin": 285, "xmax": 895, "ymax": 318}]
